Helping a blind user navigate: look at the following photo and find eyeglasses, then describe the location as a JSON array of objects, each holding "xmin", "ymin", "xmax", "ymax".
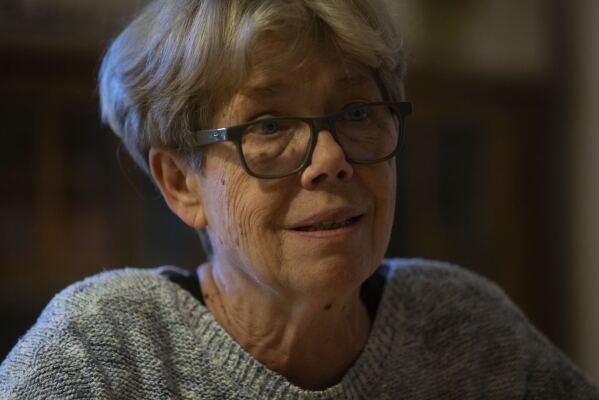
[{"xmin": 191, "ymin": 101, "xmax": 412, "ymax": 179}]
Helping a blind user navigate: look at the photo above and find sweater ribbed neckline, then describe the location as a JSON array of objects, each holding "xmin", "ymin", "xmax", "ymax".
[{"xmin": 174, "ymin": 269, "xmax": 400, "ymax": 399}]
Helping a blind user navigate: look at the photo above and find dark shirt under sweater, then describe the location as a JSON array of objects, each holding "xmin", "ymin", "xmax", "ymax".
[{"xmin": 159, "ymin": 264, "xmax": 387, "ymax": 322}]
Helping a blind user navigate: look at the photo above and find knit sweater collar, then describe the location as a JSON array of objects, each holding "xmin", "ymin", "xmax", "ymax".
[{"xmin": 174, "ymin": 269, "xmax": 399, "ymax": 399}]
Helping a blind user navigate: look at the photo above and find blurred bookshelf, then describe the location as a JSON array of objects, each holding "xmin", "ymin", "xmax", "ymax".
[
  {"xmin": 0, "ymin": 45, "xmax": 205, "ymax": 358},
  {"xmin": 389, "ymin": 67, "xmax": 566, "ymax": 349}
]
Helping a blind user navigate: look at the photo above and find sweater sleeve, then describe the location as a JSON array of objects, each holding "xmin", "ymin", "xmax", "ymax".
[
  {"xmin": 460, "ymin": 267, "xmax": 599, "ymax": 399},
  {"xmin": 465, "ymin": 271, "xmax": 599, "ymax": 399},
  {"xmin": 521, "ymin": 326, "xmax": 599, "ymax": 399}
]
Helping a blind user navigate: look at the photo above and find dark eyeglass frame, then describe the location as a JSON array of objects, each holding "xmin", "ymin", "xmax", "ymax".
[{"xmin": 191, "ymin": 101, "xmax": 413, "ymax": 179}]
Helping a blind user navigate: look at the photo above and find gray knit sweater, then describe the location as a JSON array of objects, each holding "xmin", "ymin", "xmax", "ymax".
[{"xmin": 1, "ymin": 259, "xmax": 598, "ymax": 399}]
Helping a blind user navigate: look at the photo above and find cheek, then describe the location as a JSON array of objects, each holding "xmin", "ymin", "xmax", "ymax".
[
  {"xmin": 385, "ymin": 160, "xmax": 397, "ymax": 212},
  {"xmin": 202, "ymin": 144, "xmax": 292, "ymax": 264},
  {"xmin": 362, "ymin": 160, "xmax": 396, "ymax": 213},
  {"xmin": 364, "ymin": 161, "xmax": 396, "ymax": 242},
  {"xmin": 212, "ymin": 168, "xmax": 253, "ymax": 245},
  {"xmin": 219, "ymin": 167, "xmax": 281, "ymax": 256},
  {"xmin": 382, "ymin": 163, "xmax": 397, "ymax": 232},
  {"xmin": 226, "ymin": 177, "xmax": 255, "ymax": 245},
  {"xmin": 217, "ymin": 170, "xmax": 294, "ymax": 286}
]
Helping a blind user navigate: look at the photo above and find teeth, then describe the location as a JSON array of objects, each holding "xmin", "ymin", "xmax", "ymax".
[{"xmin": 296, "ymin": 217, "xmax": 355, "ymax": 232}]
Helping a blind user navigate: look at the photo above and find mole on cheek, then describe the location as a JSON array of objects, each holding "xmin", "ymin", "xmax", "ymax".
[
  {"xmin": 324, "ymin": 304, "xmax": 332, "ymax": 311},
  {"xmin": 220, "ymin": 178, "xmax": 226, "ymax": 186}
]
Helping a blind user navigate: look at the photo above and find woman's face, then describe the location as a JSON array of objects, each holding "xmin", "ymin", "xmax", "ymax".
[{"xmin": 193, "ymin": 49, "xmax": 396, "ymax": 298}]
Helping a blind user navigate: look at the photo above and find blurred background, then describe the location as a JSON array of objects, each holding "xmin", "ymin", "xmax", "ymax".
[{"xmin": 0, "ymin": 0, "xmax": 597, "ymax": 384}]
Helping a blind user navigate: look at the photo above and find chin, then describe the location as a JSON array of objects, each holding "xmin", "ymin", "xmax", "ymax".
[{"xmin": 288, "ymin": 255, "xmax": 375, "ymax": 296}]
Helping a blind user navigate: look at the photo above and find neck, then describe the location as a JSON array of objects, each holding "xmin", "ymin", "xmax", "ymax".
[{"xmin": 197, "ymin": 262, "xmax": 371, "ymax": 390}]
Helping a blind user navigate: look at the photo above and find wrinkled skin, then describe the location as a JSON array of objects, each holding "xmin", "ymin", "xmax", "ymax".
[{"xmin": 196, "ymin": 57, "xmax": 396, "ymax": 300}]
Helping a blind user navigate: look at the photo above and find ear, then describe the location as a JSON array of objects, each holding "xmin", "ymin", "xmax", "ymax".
[{"xmin": 148, "ymin": 147, "xmax": 207, "ymax": 229}]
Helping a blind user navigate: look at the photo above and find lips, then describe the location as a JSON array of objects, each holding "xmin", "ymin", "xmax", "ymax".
[
  {"xmin": 294, "ymin": 216, "xmax": 361, "ymax": 232},
  {"xmin": 289, "ymin": 208, "xmax": 364, "ymax": 232}
]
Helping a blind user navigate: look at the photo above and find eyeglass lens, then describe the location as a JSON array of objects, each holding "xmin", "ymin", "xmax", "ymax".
[{"xmin": 240, "ymin": 104, "xmax": 399, "ymax": 177}]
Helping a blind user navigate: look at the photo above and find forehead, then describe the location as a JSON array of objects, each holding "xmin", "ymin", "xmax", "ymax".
[
  {"xmin": 244, "ymin": 63, "xmax": 376, "ymax": 104},
  {"xmin": 239, "ymin": 36, "xmax": 377, "ymax": 96},
  {"xmin": 242, "ymin": 65, "xmax": 374, "ymax": 98},
  {"xmin": 208, "ymin": 39, "xmax": 384, "ymax": 128}
]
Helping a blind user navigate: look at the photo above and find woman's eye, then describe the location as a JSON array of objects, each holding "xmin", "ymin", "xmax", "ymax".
[
  {"xmin": 346, "ymin": 106, "xmax": 369, "ymax": 121},
  {"xmin": 260, "ymin": 120, "xmax": 280, "ymax": 134}
]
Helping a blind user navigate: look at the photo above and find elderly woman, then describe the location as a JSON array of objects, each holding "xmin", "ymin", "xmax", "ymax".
[{"xmin": 1, "ymin": 0, "xmax": 598, "ymax": 398}]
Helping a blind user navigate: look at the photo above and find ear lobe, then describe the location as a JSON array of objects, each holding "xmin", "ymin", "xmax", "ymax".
[{"xmin": 148, "ymin": 148, "xmax": 207, "ymax": 229}]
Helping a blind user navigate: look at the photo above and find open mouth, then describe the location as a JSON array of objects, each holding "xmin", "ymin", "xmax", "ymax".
[{"xmin": 293, "ymin": 215, "xmax": 362, "ymax": 232}]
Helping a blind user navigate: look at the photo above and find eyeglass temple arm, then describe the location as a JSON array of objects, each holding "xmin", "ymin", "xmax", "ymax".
[{"xmin": 193, "ymin": 128, "xmax": 230, "ymax": 146}]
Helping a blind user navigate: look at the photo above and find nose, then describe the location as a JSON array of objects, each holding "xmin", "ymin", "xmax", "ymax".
[{"xmin": 300, "ymin": 130, "xmax": 353, "ymax": 189}]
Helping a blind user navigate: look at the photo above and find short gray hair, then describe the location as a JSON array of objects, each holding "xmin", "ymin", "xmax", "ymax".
[{"xmin": 99, "ymin": 0, "xmax": 406, "ymax": 258}]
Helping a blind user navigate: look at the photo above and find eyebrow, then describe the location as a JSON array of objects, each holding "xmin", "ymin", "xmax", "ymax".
[
  {"xmin": 334, "ymin": 74, "xmax": 372, "ymax": 89},
  {"xmin": 241, "ymin": 82, "xmax": 286, "ymax": 97},
  {"xmin": 240, "ymin": 73, "xmax": 373, "ymax": 99}
]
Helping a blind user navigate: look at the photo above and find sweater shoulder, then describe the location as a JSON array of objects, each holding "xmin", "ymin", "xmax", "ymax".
[
  {"xmin": 378, "ymin": 258, "xmax": 599, "ymax": 398},
  {"xmin": 378, "ymin": 258, "xmax": 522, "ymax": 347},
  {"xmin": 56, "ymin": 266, "xmax": 185, "ymax": 304},
  {"xmin": 380, "ymin": 258, "xmax": 532, "ymax": 348},
  {"xmin": 381, "ymin": 258, "xmax": 510, "ymax": 306},
  {"xmin": 0, "ymin": 266, "xmax": 196, "ymax": 397},
  {"xmin": 17, "ymin": 265, "xmax": 193, "ymax": 344}
]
